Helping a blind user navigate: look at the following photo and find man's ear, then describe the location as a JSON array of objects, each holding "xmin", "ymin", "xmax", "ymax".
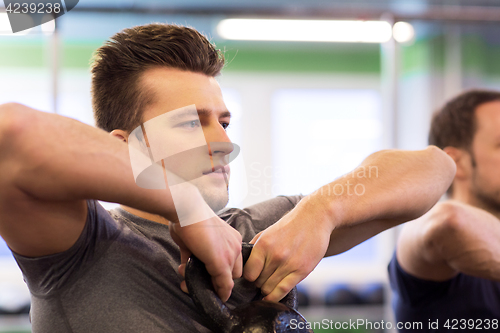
[
  {"xmin": 443, "ymin": 146, "xmax": 472, "ymax": 181},
  {"xmin": 110, "ymin": 129, "xmax": 129, "ymax": 143}
]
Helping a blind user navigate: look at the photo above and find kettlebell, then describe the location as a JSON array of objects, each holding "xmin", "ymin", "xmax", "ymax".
[{"xmin": 185, "ymin": 243, "xmax": 314, "ymax": 333}]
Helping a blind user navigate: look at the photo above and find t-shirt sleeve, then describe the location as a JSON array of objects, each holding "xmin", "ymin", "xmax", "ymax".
[
  {"xmin": 12, "ymin": 200, "xmax": 122, "ymax": 297},
  {"xmin": 219, "ymin": 195, "xmax": 305, "ymax": 243},
  {"xmin": 241, "ymin": 195, "xmax": 304, "ymax": 232},
  {"xmin": 388, "ymin": 251, "xmax": 452, "ymax": 308}
]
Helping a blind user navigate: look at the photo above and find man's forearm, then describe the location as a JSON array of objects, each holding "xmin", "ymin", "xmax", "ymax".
[
  {"xmin": 0, "ymin": 103, "xmax": 178, "ymax": 220},
  {"xmin": 243, "ymin": 146, "xmax": 455, "ymax": 301},
  {"xmin": 301, "ymin": 146, "xmax": 456, "ymax": 256}
]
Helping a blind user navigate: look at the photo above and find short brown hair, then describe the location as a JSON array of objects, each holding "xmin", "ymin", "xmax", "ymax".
[
  {"xmin": 429, "ymin": 89, "xmax": 500, "ymax": 150},
  {"xmin": 91, "ymin": 23, "xmax": 225, "ymax": 132},
  {"xmin": 429, "ymin": 89, "xmax": 500, "ymax": 195}
]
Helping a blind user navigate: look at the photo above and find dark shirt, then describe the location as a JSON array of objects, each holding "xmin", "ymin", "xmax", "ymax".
[
  {"xmin": 13, "ymin": 196, "xmax": 302, "ymax": 333},
  {"xmin": 389, "ymin": 252, "xmax": 500, "ymax": 332}
]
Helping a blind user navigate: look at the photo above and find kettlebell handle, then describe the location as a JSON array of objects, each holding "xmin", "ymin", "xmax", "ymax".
[{"xmin": 185, "ymin": 243, "xmax": 298, "ymax": 333}]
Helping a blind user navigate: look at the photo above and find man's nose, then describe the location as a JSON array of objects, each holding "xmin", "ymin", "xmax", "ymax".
[{"xmin": 205, "ymin": 124, "xmax": 234, "ymax": 157}]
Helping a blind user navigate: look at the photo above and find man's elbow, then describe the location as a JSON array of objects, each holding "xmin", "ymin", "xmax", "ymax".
[
  {"xmin": 0, "ymin": 103, "xmax": 31, "ymax": 147},
  {"xmin": 425, "ymin": 145, "xmax": 457, "ymax": 182}
]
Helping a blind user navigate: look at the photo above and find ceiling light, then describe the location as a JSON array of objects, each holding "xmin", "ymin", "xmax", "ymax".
[
  {"xmin": 217, "ymin": 19, "xmax": 393, "ymax": 43},
  {"xmin": 393, "ymin": 21, "xmax": 415, "ymax": 43}
]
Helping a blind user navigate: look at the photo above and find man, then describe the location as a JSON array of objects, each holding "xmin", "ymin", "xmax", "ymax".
[
  {"xmin": 390, "ymin": 90, "xmax": 500, "ymax": 331},
  {"xmin": 0, "ymin": 23, "xmax": 455, "ymax": 332}
]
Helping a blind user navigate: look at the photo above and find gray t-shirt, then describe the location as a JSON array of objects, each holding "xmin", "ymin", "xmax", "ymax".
[{"xmin": 13, "ymin": 196, "xmax": 303, "ymax": 333}]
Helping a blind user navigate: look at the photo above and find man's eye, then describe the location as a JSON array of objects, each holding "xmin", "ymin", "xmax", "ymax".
[
  {"xmin": 221, "ymin": 122, "xmax": 230, "ymax": 130},
  {"xmin": 180, "ymin": 120, "xmax": 201, "ymax": 129}
]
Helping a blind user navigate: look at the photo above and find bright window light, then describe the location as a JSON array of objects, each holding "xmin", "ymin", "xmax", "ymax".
[
  {"xmin": 41, "ymin": 15, "xmax": 55, "ymax": 35},
  {"xmin": 217, "ymin": 19, "xmax": 393, "ymax": 43},
  {"xmin": 393, "ymin": 21, "xmax": 415, "ymax": 43},
  {"xmin": 0, "ymin": 13, "xmax": 12, "ymax": 34}
]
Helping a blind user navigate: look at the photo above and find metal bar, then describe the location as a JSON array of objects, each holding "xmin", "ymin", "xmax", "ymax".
[
  {"xmin": 380, "ymin": 13, "xmax": 398, "ymax": 150},
  {"xmin": 50, "ymin": 14, "xmax": 59, "ymax": 114},
  {"xmin": 65, "ymin": 5, "xmax": 500, "ymax": 23},
  {"xmin": 444, "ymin": 25, "xmax": 463, "ymax": 101}
]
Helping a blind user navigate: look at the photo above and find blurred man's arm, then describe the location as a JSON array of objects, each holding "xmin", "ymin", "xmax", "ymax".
[
  {"xmin": 397, "ymin": 201, "xmax": 500, "ymax": 281},
  {"xmin": 0, "ymin": 103, "xmax": 241, "ymax": 301},
  {"xmin": 244, "ymin": 146, "xmax": 456, "ymax": 301}
]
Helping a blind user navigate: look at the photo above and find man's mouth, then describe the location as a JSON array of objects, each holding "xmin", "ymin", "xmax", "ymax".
[
  {"xmin": 202, "ymin": 165, "xmax": 230, "ymax": 183},
  {"xmin": 203, "ymin": 165, "xmax": 229, "ymax": 175}
]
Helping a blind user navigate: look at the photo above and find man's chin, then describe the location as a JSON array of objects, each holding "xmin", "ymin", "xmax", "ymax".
[
  {"xmin": 191, "ymin": 177, "xmax": 230, "ymax": 212},
  {"xmin": 205, "ymin": 196, "xmax": 229, "ymax": 213},
  {"xmin": 198, "ymin": 189, "xmax": 229, "ymax": 212}
]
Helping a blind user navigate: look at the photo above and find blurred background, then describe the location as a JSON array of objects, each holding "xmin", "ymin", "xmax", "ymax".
[{"xmin": 1, "ymin": 0, "xmax": 500, "ymax": 332}]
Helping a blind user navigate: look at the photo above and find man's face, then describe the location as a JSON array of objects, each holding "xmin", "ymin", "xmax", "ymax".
[
  {"xmin": 137, "ymin": 67, "xmax": 233, "ymax": 212},
  {"xmin": 468, "ymin": 100, "xmax": 500, "ymax": 214}
]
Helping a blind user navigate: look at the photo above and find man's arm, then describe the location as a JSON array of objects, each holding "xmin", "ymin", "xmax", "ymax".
[
  {"xmin": 0, "ymin": 103, "xmax": 241, "ymax": 302},
  {"xmin": 397, "ymin": 200, "xmax": 500, "ymax": 281},
  {"xmin": 244, "ymin": 146, "xmax": 456, "ymax": 301}
]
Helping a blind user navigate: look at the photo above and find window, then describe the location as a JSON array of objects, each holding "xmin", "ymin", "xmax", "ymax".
[{"xmin": 271, "ymin": 88, "xmax": 390, "ymax": 285}]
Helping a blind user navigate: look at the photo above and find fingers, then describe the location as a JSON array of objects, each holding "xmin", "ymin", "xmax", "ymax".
[
  {"xmin": 170, "ymin": 216, "xmax": 243, "ymax": 302},
  {"xmin": 203, "ymin": 228, "xmax": 242, "ymax": 302},
  {"xmin": 232, "ymin": 252, "xmax": 243, "ymax": 279},
  {"xmin": 245, "ymin": 235, "xmax": 292, "ymax": 288},
  {"xmin": 243, "ymin": 245, "xmax": 266, "ymax": 282},
  {"xmin": 180, "ymin": 280, "xmax": 188, "ymax": 294},
  {"xmin": 178, "ymin": 251, "xmax": 237, "ymax": 302},
  {"xmin": 244, "ymin": 246, "xmax": 303, "ymax": 302},
  {"xmin": 209, "ymin": 268, "xmax": 235, "ymax": 303},
  {"xmin": 258, "ymin": 263, "xmax": 292, "ymax": 297},
  {"xmin": 253, "ymin": 257, "xmax": 280, "ymax": 288},
  {"xmin": 169, "ymin": 222, "xmax": 189, "ymax": 256},
  {"xmin": 178, "ymin": 263, "xmax": 186, "ymax": 278},
  {"xmin": 262, "ymin": 272, "xmax": 302, "ymax": 302},
  {"xmin": 244, "ymin": 227, "xmax": 309, "ymax": 303},
  {"xmin": 179, "ymin": 247, "xmax": 191, "ymax": 267},
  {"xmin": 170, "ymin": 222, "xmax": 191, "ymax": 279}
]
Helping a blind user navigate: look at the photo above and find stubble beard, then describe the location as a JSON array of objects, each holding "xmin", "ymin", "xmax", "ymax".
[
  {"xmin": 470, "ymin": 168, "xmax": 500, "ymax": 218},
  {"xmin": 190, "ymin": 172, "xmax": 230, "ymax": 213},
  {"xmin": 198, "ymin": 185, "xmax": 229, "ymax": 213}
]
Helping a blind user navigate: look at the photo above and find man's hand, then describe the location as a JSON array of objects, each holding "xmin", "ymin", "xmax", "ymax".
[
  {"xmin": 170, "ymin": 216, "xmax": 243, "ymax": 302},
  {"xmin": 398, "ymin": 200, "xmax": 500, "ymax": 282},
  {"xmin": 243, "ymin": 198, "xmax": 334, "ymax": 302}
]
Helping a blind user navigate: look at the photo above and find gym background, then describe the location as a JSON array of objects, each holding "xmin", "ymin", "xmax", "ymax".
[{"xmin": 1, "ymin": 0, "xmax": 499, "ymax": 332}]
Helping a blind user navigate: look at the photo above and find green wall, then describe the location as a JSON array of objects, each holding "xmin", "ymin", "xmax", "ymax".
[
  {"xmin": 0, "ymin": 39, "xmax": 380, "ymax": 73},
  {"xmin": 399, "ymin": 34, "xmax": 500, "ymax": 78},
  {"xmin": 1, "ymin": 36, "xmax": 500, "ymax": 77}
]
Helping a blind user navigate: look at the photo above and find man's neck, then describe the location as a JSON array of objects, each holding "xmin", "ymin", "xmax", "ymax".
[
  {"xmin": 120, "ymin": 205, "xmax": 170, "ymax": 225},
  {"xmin": 452, "ymin": 193, "xmax": 500, "ymax": 220}
]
